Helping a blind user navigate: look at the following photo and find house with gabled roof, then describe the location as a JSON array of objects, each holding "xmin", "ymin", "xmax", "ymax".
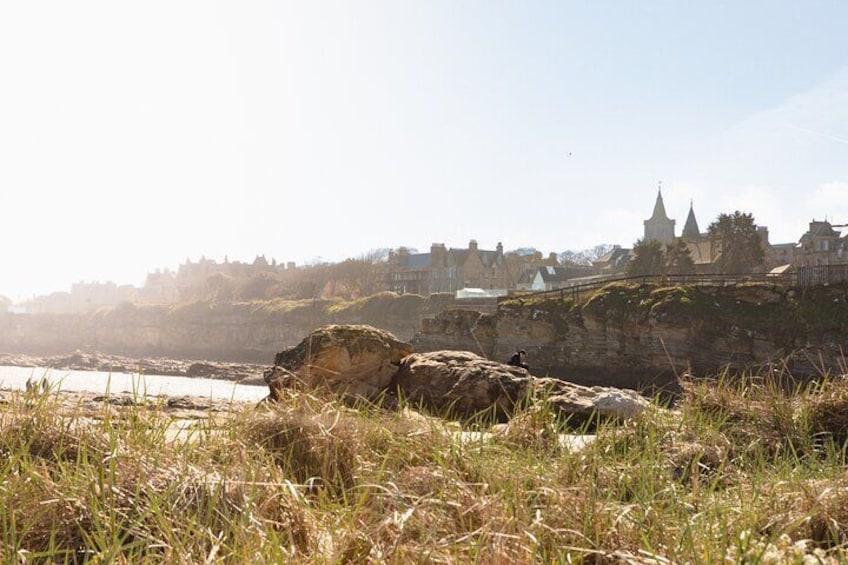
[
  {"xmin": 592, "ymin": 246, "xmax": 633, "ymax": 274},
  {"xmin": 380, "ymin": 240, "xmax": 511, "ymax": 295},
  {"xmin": 528, "ymin": 265, "xmax": 595, "ymax": 291},
  {"xmin": 793, "ymin": 219, "xmax": 848, "ymax": 266}
]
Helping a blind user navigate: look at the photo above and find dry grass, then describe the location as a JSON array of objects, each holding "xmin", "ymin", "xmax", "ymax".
[{"xmin": 3, "ymin": 369, "xmax": 848, "ymax": 562}]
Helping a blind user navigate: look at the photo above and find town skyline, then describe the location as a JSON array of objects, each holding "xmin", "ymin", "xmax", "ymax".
[
  {"xmin": 2, "ymin": 188, "xmax": 847, "ymax": 302},
  {"xmin": 1, "ymin": 2, "xmax": 846, "ymax": 300},
  {"xmin": 7, "ymin": 195, "xmax": 847, "ymax": 313}
]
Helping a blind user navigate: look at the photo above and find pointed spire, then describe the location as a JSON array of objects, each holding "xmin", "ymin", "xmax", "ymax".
[
  {"xmin": 644, "ymin": 182, "xmax": 676, "ymax": 245},
  {"xmin": 649, "ymin": 184, "xmax": 670, "ymax": 221},
  {"xmin": 682, "ymin": 201, "xmax": 700, "ymax": 241}
]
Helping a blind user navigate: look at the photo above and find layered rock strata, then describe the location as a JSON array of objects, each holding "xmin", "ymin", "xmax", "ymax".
[{"xmin": 412, "ymin": 282, "xmax": 848, "ymax": 388}]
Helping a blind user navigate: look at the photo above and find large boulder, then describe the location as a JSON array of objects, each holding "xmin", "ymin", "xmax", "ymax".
[
  {"xmin": 392, "ymin": 350, "xmax": 534, "ymax": 419},
  {"xmin": 264, "ymin": 324, "xmax": 413, "ymax": 400},
  {"xmin": 393, "ymin": 350, "xmax": 650, "ymax": 423},
  {"xmin": 536, "ymin": 377, "xmax": 651, "ymax": 426}
]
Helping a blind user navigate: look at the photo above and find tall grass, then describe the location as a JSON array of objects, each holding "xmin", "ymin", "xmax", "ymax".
[{"xmin": 2, "ymin": 370, "xmax": 848, "ymax": 562}]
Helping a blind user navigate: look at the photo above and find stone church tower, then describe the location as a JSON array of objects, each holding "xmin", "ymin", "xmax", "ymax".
[{"xmin": 643, "ymin": 189, "xmax": 676, "ymax": 245}]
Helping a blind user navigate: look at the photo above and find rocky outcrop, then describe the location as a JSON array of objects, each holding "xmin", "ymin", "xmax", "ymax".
[
  {"xmin": 0, "ymin": 293, "xmax": 454, "ymax": 362},
  {"xmin": 412, "ymin": 282, "xmax": 848, "ymax": 388},
  {"xmin": 0, "ymin": 351, "xmax": 264, "ymax": 382},
  {"xmin": 8, "ymin": 282, "xmax": 844, "ymax": 392},
  {"xmin": 392, "ymin": 350, "xmax": 532, "ymax": 418},
  {"xmin": 393, "ymin": 350, "xmax": 649, "ymax": 422},
  {"xmin": 264, "ymin": 326, "xmax": 650, "ymax": 424},
  {"xmin": 264, "ymin": 325, "xmax": 413, "ymax": 400},
  {"xmin": 538, "ymin": 378, "xmax": 650, "ymax": 424}
]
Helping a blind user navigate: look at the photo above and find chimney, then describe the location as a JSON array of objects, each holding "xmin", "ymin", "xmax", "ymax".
[
  {"xmin": 468, "ymin": 239, "xmax": 478, "ymax": 252},
  {"xmin": 496, "ymin": 242, "xmax": 503, "ymax": 257},
  {"xmin": 397, "ymin": 247, "xmax": 411, "ymax": 266},
  {"xmin": 430, "ymin": 243, "xmax": 447, "ymax": 267}
]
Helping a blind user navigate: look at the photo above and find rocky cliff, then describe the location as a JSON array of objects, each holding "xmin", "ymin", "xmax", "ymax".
[
  {"xmin": 4, "ymin": 283, "xmax": 847, "ymax": 390},
  {"xmin": 0, "ymin": 292, "xmax": 455, "ymax": 362},
  {"xmin": 411, "ymin": 282, "xmax": 848, "ymax": 389}
]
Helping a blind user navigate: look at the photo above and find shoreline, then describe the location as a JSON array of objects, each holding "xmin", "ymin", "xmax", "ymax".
[{"xmin": 0, "ymin": 350, "xmax": 268, "ymax": 384}]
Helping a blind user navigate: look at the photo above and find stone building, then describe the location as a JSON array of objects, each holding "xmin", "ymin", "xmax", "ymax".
[
  {"xmin": 591, "ymin": 246, "xmax": 633, "ymax": 275},
  {"xmin": 138, "ymin": 269, "xmax": 179, "ymax": 304},
  {"xmin": 380, "ymin": 240, "xmax": 512, "ymax": 295},
  {"xmin": 642, "ymin": 191, "xmax": 721, "ymax": 273},
  {"xmin": 641, "ymin": 191, "xmax": 848, "ymax": 274},
  {"xmin": 643, "ymin": 189, "xmax": 676, "ymax": 246},
  {"xmin": 792, "ymin": 220, "xmax": 848, "ymax": 266},
  {"xmin": 69, "ymin": 281, "xmax": 136, "ymax": 312}
]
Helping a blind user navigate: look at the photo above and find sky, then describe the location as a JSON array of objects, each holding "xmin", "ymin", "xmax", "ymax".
[{"xmin": 1, "ymin": 1, "xmax": 847, "ymax": 301}]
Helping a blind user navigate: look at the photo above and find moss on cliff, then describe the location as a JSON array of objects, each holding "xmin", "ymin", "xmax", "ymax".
[
  {"xmin": 581, "ymin": 282, "xmax": 654, "ymax": 323},
  {"xmin": 245, "ymin": 298, "xmax": 333, "ymax": 318},
  {"xmin": 576, "ymin": 281, "xmax": 848, "ymax": 353},
  {"xmin": 647, "ymin": 284, "xmax": 789, "ymax": 327},
  {"xmin": 794, "ymin": 284, "xmax": 848, "ymax": 335},
  {"xmin": 498, "ymin": 296, "xmax": 576, "ymax": 336}
]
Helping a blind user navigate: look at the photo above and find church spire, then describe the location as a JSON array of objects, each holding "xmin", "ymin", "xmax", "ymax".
[
  {"xmin": 643, "ymin": 183, "xmax": 676, "ymax": 245},
  {"xmin": 682, "ymin": 200, "xmax": 700, "ymax": 241},
  {"xmin": 649, "ymin": 184, "xmax": 671, "ymax": 222}
]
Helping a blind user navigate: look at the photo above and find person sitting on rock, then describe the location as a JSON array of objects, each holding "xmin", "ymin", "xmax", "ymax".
[{"xmin": 507, "ymin": 349, "xmax": 529, "ymax": 370}]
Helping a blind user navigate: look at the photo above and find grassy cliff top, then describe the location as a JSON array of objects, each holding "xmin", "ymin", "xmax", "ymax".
[
  {"xmin": 504, "ymin": 281, "xmax": 848, "ymax": 337},
  {"xmin": 92, "ymin": 292, "xmax": 455, "ymax": 323}
]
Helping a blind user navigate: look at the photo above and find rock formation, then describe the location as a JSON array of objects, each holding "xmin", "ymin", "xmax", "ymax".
[
  {"xmin": 7, "ymin": 281, "xmax": 845, "ymax": 392},
  {"xmin": 393, "ymin": 350, "xmax": 649, "ymax": 422},
  {"xmin": 0, "ymin": 292, "xmax": 454, "ymax": 362},
  {"xmin": 412, "ymin": 282, "xmax": 848, "ymax": 389},
  {"xmin": 392, "ymin": 350, "xmax": 532, "ymax": 418},
  {"xmin": 265, "ymin": 324, "xmax": 650, "ymax": 424},
  {"xmin": 264, "ymin": 324, "xmax": 413, "ymax": 400}
]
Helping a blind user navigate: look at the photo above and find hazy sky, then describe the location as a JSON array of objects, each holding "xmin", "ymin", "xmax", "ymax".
[{"xmin": 2, "ymin": 1, "xmax": 847, "ymax": 300}]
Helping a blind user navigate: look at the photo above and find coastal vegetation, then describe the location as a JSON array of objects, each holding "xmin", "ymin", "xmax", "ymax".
[
  {"xmin": 98, "ymin": 291, "xmax": 453, "ymax": 324},
  {"xmin": 507, "ymin": 280, "xmax": 848, "ymax": 339},
  {"xmin": 4, "ymin": 369, "xmax": 848, "ymax": 562}
]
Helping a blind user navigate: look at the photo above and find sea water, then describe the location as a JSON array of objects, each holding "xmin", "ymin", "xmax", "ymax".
[{"xmin": 0, "ymin": 365, "xmax": 268, "ymax": 403}]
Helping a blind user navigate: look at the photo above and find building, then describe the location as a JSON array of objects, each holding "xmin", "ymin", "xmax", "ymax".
[
  {"xmin": 592, "ymin": 246, "xmax": 634, "ymax": 275},
  {"xmin": 380, "ymin": 240, "xmax": 512, "ymax": 295},
  {"xmin": 643, "ymin": 189, "xmax": 676, "ymax": 246},
  {"xmin": 641, "ymin": 191, "xmax": 848, "ymax": 275},
  {"xmin": 527, "ymin": 266, "xmax": 596, "ymax": 291},
  {"xmin": 794, "ymin": 220, "xmax": 848, "ymax": 266}
]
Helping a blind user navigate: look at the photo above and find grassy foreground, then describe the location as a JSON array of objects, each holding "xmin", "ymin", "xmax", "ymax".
[{"xmin": 3, "ymin": 374, "xmax": 848, "ymax": 563}]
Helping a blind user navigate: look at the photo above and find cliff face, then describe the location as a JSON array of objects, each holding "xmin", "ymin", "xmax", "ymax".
[
  {"xmin": 4, "ymin": 283, "xmax": 847, "ymax": 389},
  {"xmin": 411, "ymin": 282, "xmax": 848, "ymax": 388},
  {"xmin": 0, "ymin": 293, "xmax": 455, "ymax": 363}
]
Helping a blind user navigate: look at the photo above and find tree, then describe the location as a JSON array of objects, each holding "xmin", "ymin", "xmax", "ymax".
[
  {"xmin": 665, "ymin": 239, "xmax": 696, "ymax": 275},
  {"xmin": 559, "ymin": 244, "xmax": 615, "ymax": 266},
  {"xmin": 236, "ymin": 272, "xmax": 284, "ymax": 300},
  {"xmin": 707, "ymin": 211, "xmax": 765, "ymax": 273},
  {"xmin": 508, "ymin": 247, "xmax": 539, "ymax": 256},
  {"xmin": 205, "ymin": 273, "xmax": 236, "ymax": 301},
  {"xmin": 627, "ymin": 239, "xmax": 665, "ymax": 276}
]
